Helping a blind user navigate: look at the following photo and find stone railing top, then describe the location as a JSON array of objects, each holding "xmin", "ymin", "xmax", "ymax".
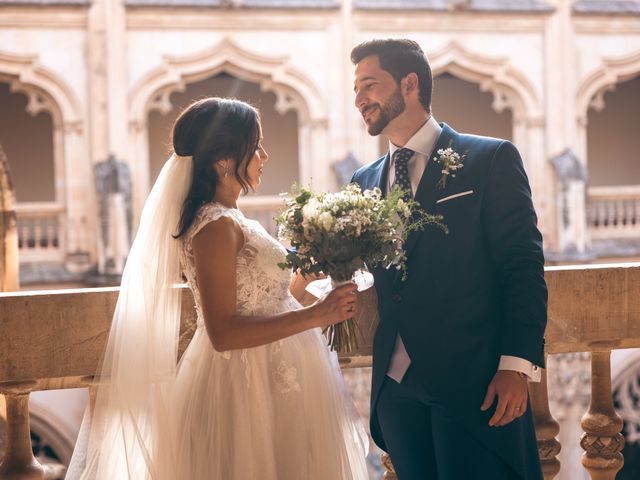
[
  {"xmin": 1, "ymin": 263, "xmax": 639, "ymax": 391},
  {"xmin": 545, "ymin": 262, "xmax": 640, "ymax": 354}
]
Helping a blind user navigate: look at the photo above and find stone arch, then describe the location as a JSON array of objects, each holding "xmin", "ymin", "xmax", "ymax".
[
  {"xmin": 129, "ymin": 37, "xmax": 325, "ymax": 127},
  {"xmin": 127, "ymin": 38, "xmax": 329, "ymax": 216},
  {"xmin": 428, "ymin": 41, "xmax": 543, "ymax": 124},
  {"xmin": 0, "ymin": 51, "xmax": 83, "ymax": 130},
  {"xmin": 576, "ymin": 50, "xmax": 640, "ymax": 126},
  {"xmin": 426, "ymin": 41, "xmax": 550, "ymax": 244},
  {"xmin": 0, "ymin": 51, "xmax": 88, "ymax": 265}
]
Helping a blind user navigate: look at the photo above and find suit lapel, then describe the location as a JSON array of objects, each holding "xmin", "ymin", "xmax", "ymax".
[
  {"xmin": 375, "ymin": 152, "xmax": 391, "ymax": 195},
  {"xmin": 394, "ymin": 123, "xmax": 458, "ymax": 284}
]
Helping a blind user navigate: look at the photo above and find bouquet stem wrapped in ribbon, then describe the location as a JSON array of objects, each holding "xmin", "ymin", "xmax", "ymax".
[{"xmin": 276, "ymin": 183, "xmax": 447, "ymax": 353}]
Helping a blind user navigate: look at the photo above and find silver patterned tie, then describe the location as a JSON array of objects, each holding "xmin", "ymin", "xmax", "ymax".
[
  {"xmin": 392, "ymin": 148, "xmax": 414, "ymax": 201},
  {"xmin": 387, "ymin": 147, "xmax": 415, "ymax": 383}
]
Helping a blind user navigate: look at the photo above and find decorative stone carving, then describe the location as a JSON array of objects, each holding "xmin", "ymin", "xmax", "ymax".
[
  {"xmin": 547, "ymin": 352, "xmax": 592, "ymax": 419},
  {"xmin": 550, "ymin": 149, "xmax": 588, "ymax": 230},
  {"xmin": 580, "ymin": 351, "xmax": 624, "ymax": 479},
  {"xmin": 428, "ymin": 40, "xmax": 543, "ymax": 124},
  {"xmin": 0, "ymin": 51, "xmax": 82, "ymax": 127},
  {"xmin": 549, "ymin": 150, "xmax": 589, "ymax": 256},
  {"xmin": 613, "ymin": 360, "xmax": 640, "ymax": 445},
  {"xmin": 577, "ymin": 50, "xmax": 640, "ymax": 126},
  {"xmin": 129, "ymin": 37, "xmax": 326, "ymax": 127},
  {"xmin": 94, "ymin": 154, "xmax": 132, "ymax": 275}
]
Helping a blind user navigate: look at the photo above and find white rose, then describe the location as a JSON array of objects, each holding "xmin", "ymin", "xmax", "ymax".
[
  {"xmin": 302, "ymin": 198, "xmax": 320, "ymax": 220},
  {"xmin": 318, "ymin": 212, "xmax": 334, "ymax": 232}
]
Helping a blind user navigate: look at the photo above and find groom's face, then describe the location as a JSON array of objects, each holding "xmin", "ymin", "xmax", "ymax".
[{"xmin": 354, "ymin": 54, "xmax": 406, "ymax": 136}]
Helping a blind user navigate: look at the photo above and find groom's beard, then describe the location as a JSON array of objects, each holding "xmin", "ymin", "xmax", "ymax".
[{"xmin": 366, "ymin": 86, "xmax": 406, "ymax": 136}]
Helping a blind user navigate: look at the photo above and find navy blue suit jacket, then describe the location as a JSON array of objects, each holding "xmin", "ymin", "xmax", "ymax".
[{"xmin": 351, "ymin": 123, "xmax": 547, "ymax": 479}]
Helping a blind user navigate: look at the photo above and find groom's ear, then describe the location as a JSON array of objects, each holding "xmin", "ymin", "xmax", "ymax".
[{"xmin": 401, "ymin": 73, "xmax": 419, "ymax": 96}]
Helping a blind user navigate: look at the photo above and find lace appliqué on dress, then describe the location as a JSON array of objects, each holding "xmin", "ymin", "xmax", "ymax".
[
  {"xmin": 273, "ymin": 360, "xmax": 301, "ymax": 395},
  {"xmin": 181, "ymin": 202, "xmax": 297, "ymax": 391}
]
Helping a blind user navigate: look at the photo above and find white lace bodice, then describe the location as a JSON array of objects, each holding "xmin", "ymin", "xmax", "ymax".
[{"xmin": 181, "ymin": 202, "xmax": 298, "ymax": 327}]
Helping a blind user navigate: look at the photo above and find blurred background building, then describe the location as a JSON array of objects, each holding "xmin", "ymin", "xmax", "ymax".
[{"xmin": 0, "ymin": 0, "xmax": 639, "ymax": 478}]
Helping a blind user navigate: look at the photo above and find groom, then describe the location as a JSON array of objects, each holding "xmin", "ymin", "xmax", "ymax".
[{"xmin": 350, "ymin": 39, "xmax": 547, "ymax": 479}]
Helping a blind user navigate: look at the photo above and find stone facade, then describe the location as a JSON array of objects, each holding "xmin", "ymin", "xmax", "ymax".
[
  {"xmin": 1, "ymin": 1, "xmax": 640, "ymax": 479},
  {"xmin": 0, "ymin": 0, "xmax": 638, "ymax": 281}
]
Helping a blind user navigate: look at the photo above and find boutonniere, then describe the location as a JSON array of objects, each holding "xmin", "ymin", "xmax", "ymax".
[{"xmin": 434, "ymin": 143, "xmax": 466, "ymax": 190}]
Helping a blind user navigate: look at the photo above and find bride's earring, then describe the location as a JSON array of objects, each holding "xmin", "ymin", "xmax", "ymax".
[{"xmin": 224, "ymin": 162, "xmax": 229, "ymax": 178}]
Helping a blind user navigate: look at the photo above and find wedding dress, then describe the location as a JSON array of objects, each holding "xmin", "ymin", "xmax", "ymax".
[
  {"xmin": 158, "ymin": 202, "xmax": 369, "ymax": 479},
  {"xmin": 65, "ymin": 154, "xmax": 367, "ymax": 480}
]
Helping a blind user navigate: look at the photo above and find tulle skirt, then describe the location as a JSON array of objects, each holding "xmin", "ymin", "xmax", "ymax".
[{"xmin": 155, "ymin": 325, "xmax": 369, "ymax": 480}]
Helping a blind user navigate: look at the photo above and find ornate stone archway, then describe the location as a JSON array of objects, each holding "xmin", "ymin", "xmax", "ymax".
[
  {"xmin": 429, "ymin": 41, "xmax": 543, "ymax": 127},
  {"xmin": 427, "ymin": 41, "xmax": 548, "ymax": 235},
  {"xmin": 128, "ymin": 38, "xmax": 329, "ymax": 219},
  {"xmin": 0, "ymin": 51, "xmax": 92, "ymax": 268},
  {"xmin": 575, "ymin": 49, "xmax": 640, "ymax": 168},
  {"xmin": 573, "ymin": 50, "xmax": 640, "ymax": 255},
  {"xmin": 577, "ymin": 50, "xmax": 640, "ymax": 129}
]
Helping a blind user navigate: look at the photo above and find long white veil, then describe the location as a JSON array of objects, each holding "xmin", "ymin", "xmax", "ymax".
[{"xmin": 66, "ymin": 153, "xmax": 192, "ymax": 480}]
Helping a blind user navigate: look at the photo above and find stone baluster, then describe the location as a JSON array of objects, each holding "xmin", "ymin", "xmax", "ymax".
[
  {"xmin": 381, "ymin": 452, "xmax": 397, "ymax": 479},
  {"xmin": 0, "ymin": 383, "xmax": 44, "ymax": 480},
  {"xmin": 20, "ymin": 225, "xmax": 29, "ymax": 251},
  {"xmin": 46, "ymin": 222, "xmax": 57, "ymax": 250},
  {"xmin": 529, "ymin": 363, "xmax": 561, "ymax": 479},
  {"xmin": 580, "ymin": 350, "xmax": 624, "ymax": 480}
]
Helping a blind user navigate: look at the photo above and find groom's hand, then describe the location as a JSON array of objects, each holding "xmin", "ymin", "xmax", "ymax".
[{"xmin": 480, "ymin": 370, "xmax": 528, "ymax": 427}]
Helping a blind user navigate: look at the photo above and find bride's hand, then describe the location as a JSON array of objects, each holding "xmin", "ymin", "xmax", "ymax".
[{"xmin": 310, "ymin": 283, "xmax": 358, "ymax": 327}]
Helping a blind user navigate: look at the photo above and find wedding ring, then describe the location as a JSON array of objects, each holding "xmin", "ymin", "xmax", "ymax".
[{"xmin": 515, "ymin": 407, "xmax": 521, "ymax": 411}]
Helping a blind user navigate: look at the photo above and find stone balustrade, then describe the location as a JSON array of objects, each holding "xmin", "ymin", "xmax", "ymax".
[
  {"xmin": 0, "ymin": 263, "xmax": 639, "ymax": 479},
  {"xmin": 588, "ymin": 186, "xmax": 640, "ymax": 240},
  {"xmin": 14, "ymin": 203, "xmax": 65, "ymax": 264}
]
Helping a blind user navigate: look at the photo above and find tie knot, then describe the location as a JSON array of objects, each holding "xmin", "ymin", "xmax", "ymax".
[{"xmin": 393, "ymin": 148, "xmax": 414, "ymax": 166}]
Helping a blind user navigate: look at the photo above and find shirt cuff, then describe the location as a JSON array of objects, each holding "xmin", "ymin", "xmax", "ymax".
[{"xmin": 498, "ymin": 355, "xmax": 542, "ymax": 382}]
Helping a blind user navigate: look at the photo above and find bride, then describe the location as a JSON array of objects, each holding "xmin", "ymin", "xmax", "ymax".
[{"xmin": 66, "ymin": 97, "xmax": 369, "ymax": 479}]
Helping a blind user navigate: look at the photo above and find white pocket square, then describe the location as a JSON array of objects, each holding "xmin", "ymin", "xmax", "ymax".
[{"xmin": 435, "ymin": 190, "xmax": 474, "ymax": 204}]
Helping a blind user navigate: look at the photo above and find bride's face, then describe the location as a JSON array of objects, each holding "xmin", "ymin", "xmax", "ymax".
[{"xmin": 246, "ymin": 137, "xmax": 268, "ymax": 190}]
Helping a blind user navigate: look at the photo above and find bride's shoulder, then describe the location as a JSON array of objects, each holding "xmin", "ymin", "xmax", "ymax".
[{"xmin": 187, "ymin": 202, "xmax": 244, "ymax": 240}]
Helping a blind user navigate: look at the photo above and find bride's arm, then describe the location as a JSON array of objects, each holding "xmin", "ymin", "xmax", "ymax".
[{"xmin": 192, "ymin": 217, "xmax": 356, "ymax": 351}]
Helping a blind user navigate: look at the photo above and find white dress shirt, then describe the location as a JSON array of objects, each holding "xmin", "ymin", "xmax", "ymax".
[{"xmin": 385, "ymin": 116, "xmax": 542, "ymax": 383}]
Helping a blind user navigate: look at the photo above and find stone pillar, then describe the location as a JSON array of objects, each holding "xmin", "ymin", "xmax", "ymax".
[
  {"xmin": 543, "ymin": 0, "xmax": 580, "ymax": 255},
  {"xmin": 0, "ymin": 145, "xmax": 18, "ymax": 292},
  {"xmin": 530, "ymin": 361, "xmax": 562, "ymax": 479},
  {"xmin": 0, "ymin": 384, "xmax": 43, "ymax": 480},
  {"xmin": 300, "ymin": 118, "xmax": 330, "ymax": 192},
  {"xmin": 87, "ymin": 0, "xmax": 130, "ymax": 267},
  {"xmin": 580, "ymin": 350, "xmax": 624, "ymax": 480},
  {"xmin": 62, "ymin": 121, "xmax": 95, "ymax": 273}
]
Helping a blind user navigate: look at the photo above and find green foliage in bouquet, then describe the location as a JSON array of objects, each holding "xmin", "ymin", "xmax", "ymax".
[
  {"xmin": 276, "ymin": 183, "xmax": 447, "ymax": 282},
  {"xmin": 275, "ymin": 183, "xmax": 447, "ymax": 353}
]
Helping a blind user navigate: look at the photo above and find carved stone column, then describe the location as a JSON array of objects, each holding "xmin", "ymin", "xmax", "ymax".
[
  {"xmin": 0, "ymin": 384, "xmax": 43, "ymax": 480},
  {"xmin": 580, "ymin": 350, "xmax": 624, "ymax": 479},
  {"xmin": 530, "ymin": 362, "xmax": 561, "ymax": 479},
  {"xmin": 0, "ymin": 145, "xmax": 18, "ymax": 292}
]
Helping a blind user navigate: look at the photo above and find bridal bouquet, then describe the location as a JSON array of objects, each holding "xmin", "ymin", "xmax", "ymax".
[{"xmin": 276, "ymin": 183, "xmax": 447, "ymax": 352}]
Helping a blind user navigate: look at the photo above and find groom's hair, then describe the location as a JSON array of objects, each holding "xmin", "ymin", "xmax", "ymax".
[{"xmin": 351, "ymin": 39, "xmax": 432, "ymax": 113}]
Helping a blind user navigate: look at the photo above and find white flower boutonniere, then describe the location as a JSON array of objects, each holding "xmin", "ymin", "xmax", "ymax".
[{"xmin": 434, "ymin": 144, "xmax": 466, "ymax": 190}]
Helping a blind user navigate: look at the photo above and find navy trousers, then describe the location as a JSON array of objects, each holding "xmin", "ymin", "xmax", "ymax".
[{"xmin": 376, "ymin": 366, "xmax": 519, "ymax": 480}]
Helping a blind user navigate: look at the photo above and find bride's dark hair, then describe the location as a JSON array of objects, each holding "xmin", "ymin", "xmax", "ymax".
[{"xmin": 173, "ymin": 97, "xmax": 261, "ymax": 238}]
